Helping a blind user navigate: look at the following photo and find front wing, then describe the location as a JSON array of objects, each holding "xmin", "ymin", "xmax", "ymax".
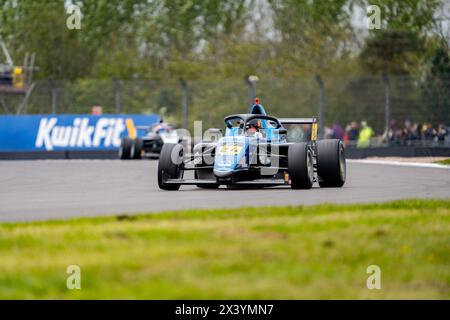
[{"xmin": 164, "ymin": 178, "xmax": 288, "ymax": 187}]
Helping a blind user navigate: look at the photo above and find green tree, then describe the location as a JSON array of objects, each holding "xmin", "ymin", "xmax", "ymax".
[
  {"xmin": 0, "ymin": 0, "xmax": 145, "ymax": 79},
  {"xmin": 421, "ymin": 44, "xmax": 450, "ymax": 123},
  {"xmin": 269, "ymin": 0, "xmax": 355, "ymax": 76},
  {"xmin": 364, "ymin": 0, "xmax": 439, "ymax": 34},
  {"xmin": 359, "ymin": 0, "xmax": 440, "ymax": 74},
  {"xmin": 360, "ymin": 29, "xmax": 424, "ymax": 74}
]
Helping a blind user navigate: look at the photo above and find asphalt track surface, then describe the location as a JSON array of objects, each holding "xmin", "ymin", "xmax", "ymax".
[{"xmin": 0, "ymin": 160, "xmax": 449, "ymax": 222}]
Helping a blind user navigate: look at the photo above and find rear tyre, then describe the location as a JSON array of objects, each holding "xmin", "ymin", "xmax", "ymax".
[
  {"xmin": 288, "ymin": 143, "xmax": 314, "ymax": 189},
  {"xmin": 131, "ymin": 138, "xmax": 143, "ymax": 159},
  {"xmin": 316, "ymin": 139, "xmax": 346, "ymax": 188},
  {"xmin": 158, "ymin": 143, "xmax": 184, "ymax": 190},
  {"xmin": 119, "ymin": 137, "xmax": 133, "ymax": 160}
]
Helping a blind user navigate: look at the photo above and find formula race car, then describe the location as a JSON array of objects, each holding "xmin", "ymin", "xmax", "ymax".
[
  {"xmin": 157, "ymin": 98, "xmax": 346, "ymax": 190},
  {"xmin": 119, "ymin": 122, "xmax": 183, "ymax": 159}
]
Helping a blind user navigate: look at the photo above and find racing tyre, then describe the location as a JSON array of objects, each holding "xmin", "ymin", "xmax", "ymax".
[
  {"xmin": 316, "ymin": 139, "xmax": 346, "ymax": 188},
  {"xmin": 288, "ymin": 143, "xmax": 314, "ymax": 189},
  {"xmin": 131, "ymin": 138, "xmax": 143, "ymax": 159},
  {"xmin": 119, "ymin": 137, "xmax": 133, "ymax": 160},
  {"xmin": 158, "ymin": 143, "xmax": 184, "ymax": 190}
]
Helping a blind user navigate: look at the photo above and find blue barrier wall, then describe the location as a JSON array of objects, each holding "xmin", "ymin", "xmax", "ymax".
[{"xmin": 0, "ymin": 114, "xmax": 161, "ymax": 151}]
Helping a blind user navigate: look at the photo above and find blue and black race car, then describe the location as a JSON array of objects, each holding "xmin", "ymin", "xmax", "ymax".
[{"xmin": 157, "ymin": 98, "xmax": 346, "ymax": 190}]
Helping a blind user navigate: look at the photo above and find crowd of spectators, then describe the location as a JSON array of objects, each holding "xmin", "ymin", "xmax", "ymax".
[
  {"xmin": 382, "ymin": 120, "xmax": 449, "ymax": 145},
  {"xmin": 324, "ymin": 119, "xmax": 449, "ymax": 148}
]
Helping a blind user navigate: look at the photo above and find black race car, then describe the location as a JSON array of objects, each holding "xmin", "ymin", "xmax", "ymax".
[
  {"xmin": 119, "ymin": 123, "xmax": 182, "ymax": 159},
  {"xmin": 157, "ymin": 98, "xmax": 346, "ymax": 190}
]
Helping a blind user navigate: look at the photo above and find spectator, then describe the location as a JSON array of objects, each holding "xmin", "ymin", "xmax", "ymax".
[
  {"xmin": 383, "ymin": 119, "xmax": 409, "ymax": 145},
  {"xmin": 417, "ymin": 123, "xmax": 424, "ymax": 140},
  {"xmin": 404, "ymin": 121, "xmax": 416, "ymax": 141},
  {"xmin": 436, "ymin": 124, "xmax": 449, "ymax": 142},
  {"xmin": 357, "ymin": 121, "xmax": 374, "ymax": 148},
  {"xmin": 331, "ymin": 123, "xmax": 344, "ymax": 140},
  {"xmin": 343, "ymin": 128, "xmax": 349, "ymax": 145},
  {"xmin": 347, "ymin": 121, "xmax": 360, "ymax": 141},
  {"xmin": 407, "ymin": 122, "xmax": 421, "ymax": 142},
  {"xmin": 323, "ymin": 126, "xmax": 334, "ymax": 139},
  {"xmin": 423, "ymin": 123, "xmax": 436, "ymax": 140},
  {"xmin": 338, "ymin": 120, "xmax": 447, "ymax": 147}
]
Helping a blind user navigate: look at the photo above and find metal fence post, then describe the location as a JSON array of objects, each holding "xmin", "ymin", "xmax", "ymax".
[
  {"xmin": 316, "ymin": 74, "xmax": 325, "ymax": 138},
  {"xmin": 51, "ymin": 80, "xmax": 57, "ymax": 114},
  {"xmin": 114, "ymin": 79, "xmax": 121, "ymax": 114},
  {"xmin": 382, "ymin": 73, "xmax": 391, "ymax": 132},
  {"xmin": 180, "ymin": 78, "xmax": 188, "ymax": 129}
]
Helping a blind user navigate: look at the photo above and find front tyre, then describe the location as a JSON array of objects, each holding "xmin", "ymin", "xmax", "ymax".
[
  {"xmin": 131, "ymin": 138, "xmax": 143, "ymax": 159},
  {"xmin": 288, "ymin": 142, "xmax": 314, "ymax": 189},
  {"xmin": 119, "ymin": 137, "xmax": 133, "ymax": 159},
  {"xmin": 158, "ymin": 143, "xmax": 184, "ymax": 190},
  {"xmin": 316, "ymin": 139, "xmax": 346, "ymax": 188}
]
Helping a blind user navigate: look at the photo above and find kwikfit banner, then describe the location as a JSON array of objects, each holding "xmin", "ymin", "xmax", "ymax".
[{"xmin": 0, "ymin": 114, "xmax": 161, "ymax": 151}]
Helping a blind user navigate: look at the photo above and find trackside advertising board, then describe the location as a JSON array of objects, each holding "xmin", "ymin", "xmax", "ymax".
[{"xmin": 0, "ymin": 114, "xmax": 161, "ymax": 151}]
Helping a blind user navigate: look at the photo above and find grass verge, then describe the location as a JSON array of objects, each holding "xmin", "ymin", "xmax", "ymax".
[
  {"xmin": 0, "ymin": 199, "xmax": 449, "ymax": 299},
  {"xmin": 435, "ymin": 158, "xmax": 450, "ymax": 165}
]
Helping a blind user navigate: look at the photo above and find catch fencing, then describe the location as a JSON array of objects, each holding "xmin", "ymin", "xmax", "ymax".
[{"xmin": 1, "ymin": 75, "xmax": 449, "ymax": 147}]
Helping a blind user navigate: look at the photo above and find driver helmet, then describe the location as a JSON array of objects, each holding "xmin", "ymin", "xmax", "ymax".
[
  {"xmin": 248, "ymin": 120, "xmax": 261, "ymax": 131},
  {"xmin": 154, "ymin": 124, "xmax": 165, "ymax": 134},
  {"xmin": 248, "ymin": 124, "xmax": 258, "ymax": 132}
]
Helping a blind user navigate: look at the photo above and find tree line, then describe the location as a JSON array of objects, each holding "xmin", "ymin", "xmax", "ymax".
[{"xmin": 0, "ymin": 0, "xmax": 449, "ymax": 129}]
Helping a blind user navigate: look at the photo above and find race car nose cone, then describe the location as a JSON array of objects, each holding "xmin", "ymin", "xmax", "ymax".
[{"xmin": 213, "ymin": 169, "xmax": 234, "ymax": 178}]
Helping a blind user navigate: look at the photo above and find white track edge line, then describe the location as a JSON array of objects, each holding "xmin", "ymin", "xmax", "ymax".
[{"xmin": 347, "ymin": 159, "xmax": 450, "ymax": 169}]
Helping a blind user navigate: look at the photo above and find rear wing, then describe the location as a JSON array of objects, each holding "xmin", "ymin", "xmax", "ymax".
[
  {"xmin": 279, "ymin": 117, "xmax": 318, "ymax": 141},
  {"xmin": 123, "ymin": 120, "xmax": 152, "ymax": 139}
]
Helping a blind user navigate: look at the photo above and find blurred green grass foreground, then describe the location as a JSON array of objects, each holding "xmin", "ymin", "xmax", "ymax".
[{"xmin": 0, "ymin": 200, "xmax": 449, "ymax": 299}]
